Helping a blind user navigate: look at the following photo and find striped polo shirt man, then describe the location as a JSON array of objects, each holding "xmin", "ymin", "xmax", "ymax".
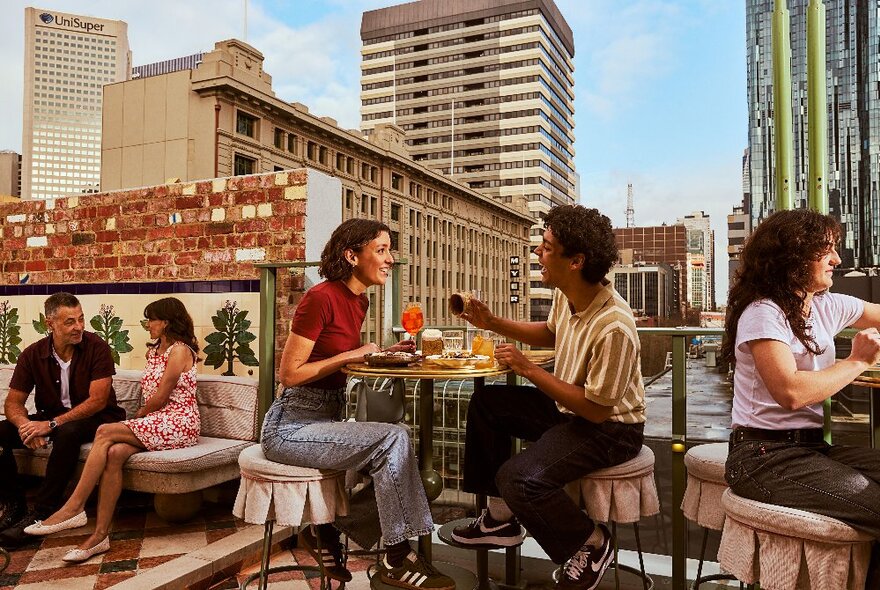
[{"xmin": 547, "ymin": 282, "xmax": 646, "ymax": 424}]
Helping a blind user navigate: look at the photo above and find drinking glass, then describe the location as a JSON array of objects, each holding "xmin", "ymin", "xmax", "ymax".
[
  {"xmin": 442, "ymin": 330, "xmax": 464, "ymax": 353},
  {"xmin": 401, "ymin": 302, "xmax": 424, "ymax": 339}
]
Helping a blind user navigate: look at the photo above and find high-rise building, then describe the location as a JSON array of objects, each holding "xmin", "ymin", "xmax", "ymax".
[
  {"xmin": 745, "ymin": 0, "xmax": 880, "ymax": 268},
  {"xmin": 359, "ymin": 0, "xmax": 576, "ymax": 320},
  {"xmin": 677, "ymin": 211, "xmax": 715, "ymax": 311},
  {"xmin": 608, "ymin": 263, "xmax": 673, "ymax": 321},
  {"xmin": 22, "ymin": 7, "xmax": 130, "ymax": 200},
  {"xmin": 614, "ymin": 225, "xmax": 687, "ymax": 317},
  {"xmin": 0, "ymin": 151, "xmax": 22, "ymax": 198},
  {"xmin": 728, "ymin": 148, "xmax": 752, "ymax": 283}
]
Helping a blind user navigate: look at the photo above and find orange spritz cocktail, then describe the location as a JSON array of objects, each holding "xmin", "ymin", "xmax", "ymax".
[
  {"xmin": 472, "ymin": 331, "xmax": 497, "ymax": 368},
  {"xmin": 402, "ymin": 303, "xmax": 424, "ymax": 338}
]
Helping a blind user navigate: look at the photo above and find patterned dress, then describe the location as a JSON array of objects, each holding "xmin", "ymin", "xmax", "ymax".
[{"xmin": 123, "ymin": 342, "xmax": 201, "ymax": 451}]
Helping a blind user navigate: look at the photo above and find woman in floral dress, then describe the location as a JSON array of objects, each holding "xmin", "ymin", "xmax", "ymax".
[{"xmin": 24, "ymin": 297, "xmax": 201, "ymax": 562}]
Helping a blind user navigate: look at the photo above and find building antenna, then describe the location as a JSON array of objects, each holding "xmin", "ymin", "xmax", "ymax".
[
  {"xmin": 243, "ymin": 0, "xmax": 248, "ymax": 41},
  {"xmin": 626, "ymin": 183, "xmax": 635, "ymax": 228}
]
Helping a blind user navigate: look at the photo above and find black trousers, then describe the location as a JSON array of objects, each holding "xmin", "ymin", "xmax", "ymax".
[
  {"xmin": 462, "ymin": 385, "xmax": 644, "ymax": 563},
  {"xmin": 726, "ymin": 437, "xmax": 880, "ymax": 537},
  {"xmin": 0, "ymin": 413, "xmax": 106, "ymax": 515}
]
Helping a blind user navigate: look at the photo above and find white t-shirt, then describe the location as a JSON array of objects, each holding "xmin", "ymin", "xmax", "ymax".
[
  {"xmin": 52, "ymin": 349, "xmax": 72, "ymax": 409},
  {"xmin": 732, "ymin": 293, "xmax": 864, "ymax": 429}
]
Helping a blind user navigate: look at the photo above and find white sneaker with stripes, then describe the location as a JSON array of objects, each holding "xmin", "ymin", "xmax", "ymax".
[{"xmin": 379, "ymin": 551, "xmax": 454, "ymax": 590}]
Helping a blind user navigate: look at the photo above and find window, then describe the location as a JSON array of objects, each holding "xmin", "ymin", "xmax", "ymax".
[
  {"xmin": 274, "ymin": 128, "xmax": 284, "ymax": 149},
  {"xmin": 307, "ymin": 141, "xmax": 318, "ymax": 161},
  {"xmin": 390, "ymin": 203, "xmax": 401, "ymax": 221},
  {"xmin": 336, "ymin": 153, "xmax": 346, "ymax": 171},
  {"xmin": 391, "ymin": 172, "xmax": 403, "ymax": 191},
  {"xmin": 234, "ymin": 154, "xmax": 256, "ymax": 176},
  {"xmin": 345, "ymin": 189, "xmax": 354, "ymax": 209},
  {"xmin": 287, "ymin": 134, "xmax": 297, "ymax": 153},
  {"xmin": 236, "ymin": 111, "xmax": 257, "ymax": 137}
]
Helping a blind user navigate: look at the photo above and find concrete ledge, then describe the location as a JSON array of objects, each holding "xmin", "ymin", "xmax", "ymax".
[{"xmin": 111, "ymin": 523, "xmax": 294, "ymax": 590}]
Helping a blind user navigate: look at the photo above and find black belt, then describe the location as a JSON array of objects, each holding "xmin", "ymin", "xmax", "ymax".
[{"xmin": 731, "ymin": 427, "xmax": 825, "ymax": 445}]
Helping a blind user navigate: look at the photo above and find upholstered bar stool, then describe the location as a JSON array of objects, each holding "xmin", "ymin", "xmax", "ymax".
[
  {"xmin": 681, "ymin": 442, "xmax": 739, "ymax": 588},
  {"xmin": 563, "ymin": 445, "xmax": 661, "ymax": 590},
  {"xmin": 718, "ymin": 488, "xmax": 873, "ymax": 590},
  {"xmin": 233, "ymin": 445, "xmax": 350, "ymax": 590}
]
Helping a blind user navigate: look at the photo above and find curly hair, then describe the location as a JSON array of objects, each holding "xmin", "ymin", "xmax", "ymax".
[
  {"xmin": 319, "ymin": 218, "xmax": 391, "ymax": 282},
  {"xmin": 144, "ymin": 297, "xmax": 200, "ymax": 355},
  {"xmin": 542, "ymin": 205, "xmax": 618, "ymax": 283},
  {"xmin": 721, "ymin": 209, "xmax": 840, "ymax": 363}
]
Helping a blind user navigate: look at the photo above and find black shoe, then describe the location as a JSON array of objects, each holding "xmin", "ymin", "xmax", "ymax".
[
  {"xmin": 450, "ymin": 509, "xmax": 525, "ymax": 547},
  {"xmin": 0, "ymin": 499, "xmax": 26, "ymax": 533},
  {"xmin": 556, "ymin": 524, "xmax": 613, "ymax": 590},
  {"xmin": 299, "ymin": 526, "xmax": 352, "ymax": 582},
  {"xmin": 379, "ymin": 551, "xmax": 455, "ymax": 590},
  {"xmin": 0, "ymin": 509, "xmax": 44, "ymax": 548}
]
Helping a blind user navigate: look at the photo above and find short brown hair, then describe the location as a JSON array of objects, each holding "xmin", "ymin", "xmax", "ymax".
[{"xmin": 319, "ymin": 218, "xmax": 391, "ymax": 282}]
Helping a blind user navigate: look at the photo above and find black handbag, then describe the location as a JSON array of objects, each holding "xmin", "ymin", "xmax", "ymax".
[{"xmin": 350, "ymin": 378, "xmax": 406, "ymax": 423}]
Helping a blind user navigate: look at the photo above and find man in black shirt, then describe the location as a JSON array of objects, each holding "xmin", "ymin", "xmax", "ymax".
[{"xmin": 0, "ymin": 292, "xmax": 125, "ymax": 546}]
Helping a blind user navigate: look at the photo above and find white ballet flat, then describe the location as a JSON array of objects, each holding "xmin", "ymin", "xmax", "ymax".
[
  {"xmin": 62, "ymin": 536, "xmax": 110, "ymax": 563},
  {"xmin": 23, "ymin": 510, "xmax": 87, "ymax": 536}
]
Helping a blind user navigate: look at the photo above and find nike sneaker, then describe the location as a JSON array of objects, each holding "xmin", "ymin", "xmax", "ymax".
[
  {"xmin": 450, "ymin": 509, "xmax": 525, "ymax": 547},
  {"xmin": 556, "ymin": 523, "xmax": 613, "ymax": 590}
]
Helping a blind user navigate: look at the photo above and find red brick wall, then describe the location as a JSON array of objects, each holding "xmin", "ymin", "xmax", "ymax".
[{"xmin": 0, "ymin": 170, "xmax": 311, "ymax": 358}]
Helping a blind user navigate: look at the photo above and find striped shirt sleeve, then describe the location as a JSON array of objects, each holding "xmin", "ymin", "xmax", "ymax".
[{"xmin": 583, "ymin": 326, "xmax": 639, "ymax": 406}]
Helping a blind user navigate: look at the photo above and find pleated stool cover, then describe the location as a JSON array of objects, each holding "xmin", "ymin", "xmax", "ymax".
[
  {"xmin": 577, "ymin": 445, "xmax": 660, "ymax": 524},
  {"xmin": 681, "ymin": 442, "xmax": 728, "ymax": 530},
  {"xmin": 718, "ymin": 489, "xmax": 872, "ymax": 590},
  {"xmin": 233, "ymin": 445, "xmax": 349, "ymax": 527}
]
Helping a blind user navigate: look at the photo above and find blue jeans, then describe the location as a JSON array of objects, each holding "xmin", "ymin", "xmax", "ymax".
[
  {"xmin": 261, "ymin": 385, "xmax": 433, "ymax": 546},
  {"xmin": 462, "ymin": 385, "xmax": 644, "ymax": 563},
  {"xmin": 726, "ymin": 437, "xmax": 880, "ymax": 537}
]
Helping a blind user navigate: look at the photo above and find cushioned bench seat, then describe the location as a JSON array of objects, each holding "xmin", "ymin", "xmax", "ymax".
[{"xmin": 1, "ymin": 365, "xmax": 259, "ymax": 522}]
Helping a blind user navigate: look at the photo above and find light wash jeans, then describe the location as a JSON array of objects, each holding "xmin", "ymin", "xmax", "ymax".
[{"xmin": 261, "ymin": 384, "xmax": 434, "ymax": 546}]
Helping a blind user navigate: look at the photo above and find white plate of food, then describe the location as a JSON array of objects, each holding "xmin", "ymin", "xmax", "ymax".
[
  {"xmin": 424, "ymin": 352, "xmax": 490, "ymax": 369},
  {"xmin": 363, "ymin": 352, "xmax": 422, "ymax": 367}
]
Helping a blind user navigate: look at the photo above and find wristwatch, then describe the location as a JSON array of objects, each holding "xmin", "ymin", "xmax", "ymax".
[{"xmin": 49, "ymin": 420, "xmax": 57, "ymax": 430}]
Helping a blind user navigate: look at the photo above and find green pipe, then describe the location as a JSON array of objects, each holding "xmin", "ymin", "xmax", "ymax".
[
  {"xmin": 772, "ymin": 0, "xmax": 794, "ymax": 211},
  {"xmin": 257, "ymin": 266, "xmax": 277, "ymax": 435},
  {"xmin": 807, "ymin": 0, "xmax": 828, "ymax": 214}
]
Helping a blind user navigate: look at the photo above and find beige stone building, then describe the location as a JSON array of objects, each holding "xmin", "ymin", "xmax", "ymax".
[
  {"xmin": 359, "ymin": 0, "xmax": 576, "ymax": 320},
  {"xmin": 101, "ymin": 39, "xmax": 534, "ymax": 330},
  {"xmin": 0, "ymin": 151, "xmax": 22, "ymax": 198},
  {"xmin": 22, "ymin": 7, "xmax": 130, "ymax": 200}
]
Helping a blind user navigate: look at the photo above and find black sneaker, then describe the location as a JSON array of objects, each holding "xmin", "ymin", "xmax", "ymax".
[
  {"xmin": 450, "ymin": 509, "xmax": 525, "ymax": 547},
  {"xmin": 0, "ymin": 508, "xmax": 43, "ymax": 548},
  {"xmin": 299, "ymin": 525, "xmax": 352, "ymax": 582},
  {"xmin": 0, "ymin": 499, "xmax": 26, "ymax": 533},
  {"xmin": 556, "ymin": 524, "xmax": 613, "ymax": 590},
  {"xmin": 379, "ymin": 551, "xmax": 455, "ymax": 590}
]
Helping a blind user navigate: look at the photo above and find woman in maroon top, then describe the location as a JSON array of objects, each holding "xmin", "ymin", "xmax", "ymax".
[{"xmin": 261, "ymin": 219, "xmax": 453, "ymax": 590}]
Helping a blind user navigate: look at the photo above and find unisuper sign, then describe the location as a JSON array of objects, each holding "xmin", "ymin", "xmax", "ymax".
[{"xmin": 39, "ymin": 12, "xmax": 105, "ymax": 33}]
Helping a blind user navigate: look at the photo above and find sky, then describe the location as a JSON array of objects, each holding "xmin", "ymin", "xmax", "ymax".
[{"xmin": 0, "ymin": 0, "xmax": 748, "ymax": 302}]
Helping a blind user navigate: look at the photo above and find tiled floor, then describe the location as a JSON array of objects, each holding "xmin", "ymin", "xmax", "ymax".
[{"xmin": 0, "ymin": 493, "xmax": 247, "ymax": 590}]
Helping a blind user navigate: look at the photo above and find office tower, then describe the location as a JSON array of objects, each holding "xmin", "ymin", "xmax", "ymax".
[
  {"xmin": 608, "ymin": 264, "xmax": 673, "ymax": 321},
  {"xmin": 746, "ymin": 0, "xmax": 880, "ymax": 268},
  {"xmin": 728, "ymin": 148, "xmax": 752, "ymax": 283},
  {"xmin": 22, "ymin": 7, "xmax": 130, "ymax": 200},
  {"xmin": 614, "ymin": 225, "xmax": 688, "ymax": 317},
  {"xmin": 0, "ymin": 151, "xmax": 22, "ymax": 198},
  {"xmin": 360, "ymin": 0, "xmax": 576, "ymax": 320},
  {"xmin": 133, "ymin": 53, "xmax": 204, "ymax": 80},
  {"xmin": 676, "ymin": 211, "xmax": 715, "ymax": 311}
]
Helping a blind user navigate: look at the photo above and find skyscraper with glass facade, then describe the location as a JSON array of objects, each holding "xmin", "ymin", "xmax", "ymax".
[
  {"xmin": 22, "ymin": 7, "xmax": 130, "ymax": 200},
  {"xmin": 746, "ymin": 0, "xmax": 880, "ymax": 268},
  {"xmin": 360, "ymin": 0, "xmax": 576, "ymax": 320}
]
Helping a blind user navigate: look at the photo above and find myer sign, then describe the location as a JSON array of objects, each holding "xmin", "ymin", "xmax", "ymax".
[{"xmin": 39, "ymin": 12, "xmax": 105, "ymax": 33}]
